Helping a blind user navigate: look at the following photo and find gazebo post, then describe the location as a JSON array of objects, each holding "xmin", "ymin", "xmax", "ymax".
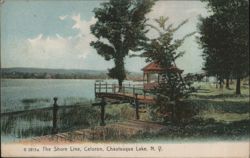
[
  {"xmin": 143, "ymin": 73, "xmax": 145, "ymax": 83},
  {"xmin": 147, "ymin": 73, "xmax": 150, "ymax": 83}
]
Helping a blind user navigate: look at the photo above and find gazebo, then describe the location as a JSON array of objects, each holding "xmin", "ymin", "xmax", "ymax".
[{"xmin": 142, "ymin": 62, "xmax": 183, "ymax": 90}]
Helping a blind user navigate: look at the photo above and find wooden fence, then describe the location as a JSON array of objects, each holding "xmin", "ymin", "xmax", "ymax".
[
  {"xmin": 1, "ymin": 97, "xmax": 90, "ymax": 134},
  {"xmin": 1, "ymin": 96, "xmax": 142, "ymax": 136}
]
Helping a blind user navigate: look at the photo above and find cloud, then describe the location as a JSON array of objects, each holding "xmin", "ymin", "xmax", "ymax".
[
  {"xmin": 59, "ymin": 15, "xmax": 68, "ymax": 20},
  {"xmin": 3, "ymin": 12, "xmax": 114, "ymax": 70},
  {"xmin": 71, "ymin": 14, "xmax": 97, "ymax": 36},
  {"xmin": 72, "ymin": 14, "xmax": 81, "ymax": 29},
  {"xmin": 19, "ymin": 14, "xmax": 98, "ymax": 69},
  {"xmin": 146, "ymin": 1, "xmax": 208, "ymax": 34},
  {"xmin": 147, "ymin": 1, "xmax": 208, "ymax": 21}
]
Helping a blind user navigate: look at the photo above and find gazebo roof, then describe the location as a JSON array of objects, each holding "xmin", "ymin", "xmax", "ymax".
[{"xmin": 142, "ymin": 62, "xmax": 183, "ymax": 74}]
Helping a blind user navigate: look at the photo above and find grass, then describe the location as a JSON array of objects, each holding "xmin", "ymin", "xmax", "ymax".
[
  {"xmin": 73, "ymin": 82, "xmax": 249, "ymax": 142},
  {"xmin": 192, "ymin": 82, "xmax": 249, "ymax": 98},
  {"xmin": 199, "ymin": 112, "xmax": 249, "ymax": 122},
  {"xmin": 129, "ymin": 119, "xmax": 250, "ymax": 143},
  {"xmin": 130, "ymin": 82, "xmax": 250, "ymax": 142},
  {"xmin": 1, "ymin": 103, "xmax": 100, "ymax": 142},
  {"xmin": 105, "ymin": 103, "xmax": 138, "ymax": 122},
  {"xmin": 190, "ymin": 82, "xmax": 249, "ymax": 123},
  {"xmin": 98, "ymin": 82, "xmax": 249, "ymax": 143}
]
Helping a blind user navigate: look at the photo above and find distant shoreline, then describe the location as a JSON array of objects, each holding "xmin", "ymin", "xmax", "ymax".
[
  {"xmin": 1, "ymin": 78, "xmax": 107, "ymax": 80},
  {"xmin": 1, "ymin": 78, "xmax": 101, "ymax": 80},
  {"xmin": 1, "ymin": 78, "xmax": 144, "ymax": 81},
  {"xmin": 1, "ymin": 67, "xmax": 143, "ymax": 81}
]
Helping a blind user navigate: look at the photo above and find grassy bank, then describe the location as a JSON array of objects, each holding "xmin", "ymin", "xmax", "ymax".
[
  {"xmin": 92, "ymin": 81, "xmax": 250, "ymax": 142},
  {"xmin": 131, "ymin": 82, "xmax": 250, "ymax": 142}
]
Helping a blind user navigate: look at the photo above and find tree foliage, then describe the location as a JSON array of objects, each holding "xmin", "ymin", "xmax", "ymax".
[
  {"xmin": 90, "ymin": 0, "xmax": 155, "ymax": 90},
  {"xmin": 198, "ymin": 0, "xmax": 249, "ymax": 94},
  {"xmin": 141, "ymin": 16, "xmax": 195, "ymax": 122}
]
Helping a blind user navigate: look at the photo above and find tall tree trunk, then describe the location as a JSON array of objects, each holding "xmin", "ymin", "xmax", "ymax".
[
  {"xmin": 230, "ymin": 78, "xmax": 233, "ymax": 84},
  {"xmin": 206, "ymin": 75, "xmax": 209, "ymax": 82},
  {"xmin": 215, "ymin": 75, "xmax": 218, "ymax": 88},
  {"xmin": 113, "ymin": 57, "xmax": 126, "ymax": 93},
  {"xmin": 236, "ymin": 78, "xmax": 241, "ymax": 95},
  {"xmin": 219, "ymin": 79, "xmax": 223, "ymax": 88},
  {"xmin": 226, "ymin": 78, "xmax": 230, "ymax": 89},
  {"xmin": 171, "ymin": 102, "xmax": 176, "ymax": 123}
]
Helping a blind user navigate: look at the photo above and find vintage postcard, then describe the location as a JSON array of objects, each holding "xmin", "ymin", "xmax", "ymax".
[{"xmin": 1, "ymin": 0, "xmax": 249, "ymax": 157}]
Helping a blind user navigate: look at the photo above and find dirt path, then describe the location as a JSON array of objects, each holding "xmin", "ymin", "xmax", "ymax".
[{"xmin": 19, "ymin": 120, "xmax": 166, "ymax": 144}]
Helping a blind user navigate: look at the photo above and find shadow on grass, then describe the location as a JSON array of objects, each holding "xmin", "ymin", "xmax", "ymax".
[
  {"xmin": 195, "ymin": 88, "xmax": 213, "ymax": 93},
  {"xmin": 179, "ymin": 119, "xmax": 248, "ymax": 137},
  {"xmin": 184, "ymin": 99, "xmax": 250, "ymax": 114},
  {"xmin": 132, "ymin": 119, "xmax": 250, "ymax": 141},
  {"xmin": 192, "ymin": 93, "xmax": 249, "ymax": 99}
]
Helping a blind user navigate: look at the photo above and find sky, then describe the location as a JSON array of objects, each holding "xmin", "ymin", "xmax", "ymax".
[{"xmin": 1, "ymin": 0, "xmax": 209, "ymax": 73}]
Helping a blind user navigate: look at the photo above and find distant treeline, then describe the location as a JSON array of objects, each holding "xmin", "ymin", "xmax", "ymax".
[
  {"xmin": 2, "ymin": 71, "xmax": 108, "ymax": 79},
  {"xmin": 1, "ymin": 68, "xmax": 142, "ymax": 80}
]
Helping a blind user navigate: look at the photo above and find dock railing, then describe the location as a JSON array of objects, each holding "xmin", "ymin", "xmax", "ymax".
[{"xmin": 94, "ymin": 81, "xmax": 151, "ymax": 98}]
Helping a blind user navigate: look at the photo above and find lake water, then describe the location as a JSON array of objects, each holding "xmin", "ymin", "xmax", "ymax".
[
  {"xmin": 1, "ymin": 79, "xmax": 140, "ymax": 142},
  {"xmin": 1, "ymin": 79, "xmax": 142, "ymax": 112},
  {"xmin": 1, "ymin": 79, "xmax": 98, "ymax": 112}
]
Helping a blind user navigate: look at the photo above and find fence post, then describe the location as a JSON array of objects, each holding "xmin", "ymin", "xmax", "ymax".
[
  {"xmin": 135, "ymin": 93, "xmax": 139, "ymax": 120},
  {"xmin": 94, "ymin": 82, "xmax": 96, "ymax": 97},
  {"xmin": 114, "ymin": 84, "xmax": 116, "ymax": 94},
  {"xmin": 52, "ymin": 97, "xmax": 58, "ymax": 134},
  {"xmin": 112, "ymin": 84, "xmax": 115, "ymax": 93},
  {"xmin": 106, "ymin": 82, "xmax": 108, "ymax": 93},
  {"xmin": 133, "ymin": 85, "xmax": 135, "ymax": 96},
  {"xmin": 123, "ymin": 86, "xmax": 125, "ymax": 94},
  {"xmin": 99, "ymin": 82, "xmax": 101, "ymax": 93},
  {"xmin": 100, "ymin": 97, "xmax": 106, "ymax": 126}
]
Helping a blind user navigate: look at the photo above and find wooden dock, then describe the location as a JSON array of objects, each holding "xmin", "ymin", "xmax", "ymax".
[
  {"xmin": 96, "ymin": 92, "xmax": 155, "ymax": 104},
  {"xmin": 23, "ymin": 120, "xmax": 166, "ymax": 143},
  {"xmin": 94, "ymin": 82, "xmax": 156, "ymax": 104}
]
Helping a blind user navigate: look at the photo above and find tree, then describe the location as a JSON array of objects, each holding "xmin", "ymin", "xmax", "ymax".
[
  {"xmin": 90, "ymin": 0, "xmax": 155, "ymax": 91},
  {"xmin": 198, "ymin": 15, "xmax": 232, "ymax": 89},
  {"xmin": 198, "ymin": 0, "xmax": 249, "ymax": 94},
  {"xmin": 141, "ymin": 16, "xmax": 195, "ymax": 122}
]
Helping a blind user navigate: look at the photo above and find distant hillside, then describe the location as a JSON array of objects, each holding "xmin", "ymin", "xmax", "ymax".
[
  {"xmin": 2, "ymin": 67, "xmax": 107, "ymax": 75},
  {"xmin": 1, "ymin": 67, "xmax": 143, "ymax": 80}
]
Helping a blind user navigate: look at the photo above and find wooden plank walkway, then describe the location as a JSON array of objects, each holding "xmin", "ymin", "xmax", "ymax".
[
  {"xmin": 22, "ymin": 120, "xmax": 166, "ymax": 143},
  {"xmin": 96, "ymin": 92, "xmax": 156, "ymax": 104}
]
